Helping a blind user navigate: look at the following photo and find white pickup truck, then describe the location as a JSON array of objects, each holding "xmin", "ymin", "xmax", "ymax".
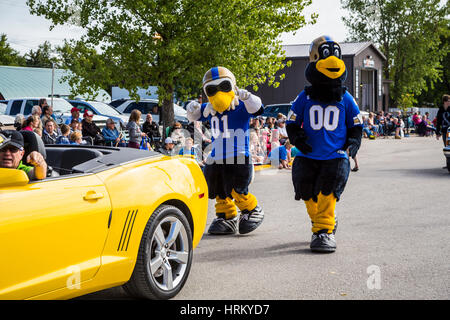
[{"xmin": 0, "ymin": 102, "xmax": 15, "ymax": 129}]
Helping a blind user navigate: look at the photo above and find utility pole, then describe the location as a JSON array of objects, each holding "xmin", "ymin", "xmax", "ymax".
[{"xmin": 51, "ymin": 62, "xmax": 55, "ymax": 108}]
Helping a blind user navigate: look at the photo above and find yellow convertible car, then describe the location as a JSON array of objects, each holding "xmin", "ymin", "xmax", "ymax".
[{"xmin": 0, "ymin": 134, "xmax": 208, "ymax": 300}]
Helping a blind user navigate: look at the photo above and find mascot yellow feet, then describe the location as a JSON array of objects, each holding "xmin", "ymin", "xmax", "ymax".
[
  {"xmin": 208, "ymin": 191, "xmax": 264, "ymax": 235},
  {"xmin": 231, "ymin": 190, "xmax": 264, "ymax": 235},
  {"xmin": 305, "ymin": 192, "xmax": 337, "ymax": 253},
  {"xmin": 208, "ymin": 197, "xmax": 238, "ymax": 235}
]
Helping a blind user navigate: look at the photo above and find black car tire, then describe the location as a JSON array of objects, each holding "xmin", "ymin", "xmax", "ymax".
[{"xmin": 123, "ymin": 205, "xmax": 193, "ymax": 300}]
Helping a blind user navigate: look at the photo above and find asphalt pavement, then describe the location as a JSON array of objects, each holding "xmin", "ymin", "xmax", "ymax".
[{"xmin": 81, "ymin": 136, "xmax": 449, "ymax": 300}]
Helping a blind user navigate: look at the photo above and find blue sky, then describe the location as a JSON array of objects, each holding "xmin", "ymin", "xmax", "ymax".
[{"xmin": 0, "ymin": 0, "xmax": 350, "ymax": 55}]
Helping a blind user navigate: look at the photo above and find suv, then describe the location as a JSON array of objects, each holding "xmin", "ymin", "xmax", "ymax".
[
  {"xmin": 68, "ymin": 100, "xmax": 129, "ymax": 129},
  {"xmin": 263, "ymin": 103, "xmax": 292, "ymax": 118},
  {"xmin": 113, "ymin": 99, "xmax": 188, "ymax": 124},
  {"xmin": 2, "ymin": 97, "xmax": 108, "ymax": 128}
]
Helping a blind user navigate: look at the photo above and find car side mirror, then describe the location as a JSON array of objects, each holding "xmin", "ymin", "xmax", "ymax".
[{"xmin": 0, "ymin": 168, "xmax": 29, "ymax": 188}]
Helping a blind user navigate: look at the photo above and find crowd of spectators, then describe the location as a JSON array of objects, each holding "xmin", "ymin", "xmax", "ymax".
[
  {"xmin": 8, "ymin": 97, "xmax": 444, "ymax": 173},
  {"xmin": 361, "ymin": 110, "xmax": 439, "ymax": 140}
]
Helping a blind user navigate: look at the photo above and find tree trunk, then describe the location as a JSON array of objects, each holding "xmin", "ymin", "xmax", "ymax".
[{"xmin": 161, "ymin": 91, "xmax": 175, "ymax": 138}]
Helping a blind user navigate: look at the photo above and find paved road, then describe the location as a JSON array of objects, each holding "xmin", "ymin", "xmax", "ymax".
[{"xmin": 82, "ymin": 136, "xmax": 449, "ymax": 300}]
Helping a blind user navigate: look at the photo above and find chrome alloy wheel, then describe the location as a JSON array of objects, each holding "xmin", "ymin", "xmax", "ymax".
[{"xmin": 147, "ymin": 216, "xmax": 189, "ymax": 291}]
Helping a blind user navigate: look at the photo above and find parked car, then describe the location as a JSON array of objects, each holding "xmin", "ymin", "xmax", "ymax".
[
  {"xmin": 113, "ymin": 99, "xmax": 188, "ymax": 125},
  {"xmin": 0, "ymin": 114, "xmax": 15, "ymax": 130},
  {"xmin": 263, "ymin": 103, "xmax": 292, "ymax": 118},
  {"xmin": 0, "ymin": 134, "xmax": 208, "ymax": 299},
  {"xmin": 0, "ymin": 102, "xmax": 7, "ymax": 115},
  {"xmin": 68, "ymin": 100, "xmax": 129, "ymax": 129},
  {"xmin": 1, "ymin": 97, "xmax": 108, "ymax": 128}
]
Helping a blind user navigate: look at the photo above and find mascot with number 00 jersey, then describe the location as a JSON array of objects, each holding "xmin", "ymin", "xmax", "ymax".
[
  {"xmin": 286, "ymin": 36, "xmax": 363, "ymax": 252},
  {"xmin": 186, "ymin": 66, "xmax": 265, "ymax": 235}
]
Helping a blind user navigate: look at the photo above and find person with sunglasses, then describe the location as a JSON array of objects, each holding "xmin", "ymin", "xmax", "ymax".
[
  {"xmin": 0, "ymin": 130, "xmax": 47, "ymax": 180},
  {"xmin": 186, "ymin": 66, "xmax": 265, "ymax": 236}
]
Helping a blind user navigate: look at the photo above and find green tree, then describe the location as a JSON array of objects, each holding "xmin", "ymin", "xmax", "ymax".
[
  {"xmin": 24, "ymin": 41, "xmax": 60, "ymax": 68},
  {"xmin": 0, "ymin": 34, "xmax": 26, "ymax": 66},
  {"xmin": 341, "ymin": 0, "xmax": 449, "ymax": 107},
  {"xmin": 28, "ymin": 0, "xmax": 316, "ymax": 127},
  {"xmin": 416, "ymin": 32, "xmax": 450, "ymax": 108}
]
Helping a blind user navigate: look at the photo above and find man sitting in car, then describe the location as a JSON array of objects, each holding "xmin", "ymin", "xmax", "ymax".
[{"xmin": 0, "ymin": 130, "xmax": 47, "ymax": 180}]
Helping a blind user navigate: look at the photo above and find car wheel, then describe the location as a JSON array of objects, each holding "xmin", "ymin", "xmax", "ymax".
[{"xmin": 123, "ymin": 205, "xmax": 193, "ymax": 299}]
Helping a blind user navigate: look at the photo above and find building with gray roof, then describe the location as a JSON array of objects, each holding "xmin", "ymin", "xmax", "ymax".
[{"xmin": 251, "ymin": 41, "xmax": 389, "ymax": 112}]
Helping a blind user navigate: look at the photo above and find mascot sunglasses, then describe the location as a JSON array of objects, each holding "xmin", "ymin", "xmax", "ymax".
[{"xmin": 205, "ymin": 80, "xmax": 233, "ymax": 97}]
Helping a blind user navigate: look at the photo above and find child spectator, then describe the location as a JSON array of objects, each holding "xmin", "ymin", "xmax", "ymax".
[
  {"xmin": 69, "ymin": 119, "xmax": 79, "ymax": 133},
  {"xmin": 70, "ymin": 131, "xmax": 83, "ymax": 145},
  {"xmin": 126, "ymin": 109, "xmax": 145, "ymax": 149},
  {"xmin": 267, "ymin": 139, "xmax": 292, "ymax": 169},
  {"xmin": 179, "ymin": 137, "xmax": 204, "ymax": 167},
  {"xmin": 56, "ymin": 124, "xmax": 71, "ymax": 144}
]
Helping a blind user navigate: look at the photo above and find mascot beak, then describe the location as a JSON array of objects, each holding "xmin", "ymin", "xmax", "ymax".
[
  {"xmin": 208, "ymin": 90, "xmax": 236, "ymax": 113},
  {"xmin": 316, "ymin": 56, "xmax": 346, "ymax": 79}
]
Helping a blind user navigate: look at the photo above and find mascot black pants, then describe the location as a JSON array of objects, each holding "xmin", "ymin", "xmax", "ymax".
[
  {"xmin": 204, "ymin": 157, "xmax": 258, "ymax": 219},
  {"xmin": 292, "ymin": 156, "xmax": 350, "ymax": 234}
]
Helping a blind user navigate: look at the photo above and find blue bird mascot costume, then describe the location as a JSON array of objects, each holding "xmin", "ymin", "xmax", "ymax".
[
  {"xmin": 286, "ymin": 36, "xmax": 363, "ymax": 252},
  {"xmin": 186, "ymin": 67, "xmax": 265, "ymax": 235}
]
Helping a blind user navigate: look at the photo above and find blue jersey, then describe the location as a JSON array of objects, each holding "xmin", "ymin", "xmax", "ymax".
[
  {"xmin": 199, "ymin": 101, "xmax": 254, "ymax": 160},
  {"xmin": 286, "ymin": 90, "xmax": 362, "ymax": 160}
]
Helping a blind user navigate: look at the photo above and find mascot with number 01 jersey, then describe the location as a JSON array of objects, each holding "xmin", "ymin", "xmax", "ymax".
[
  {"xmin": 286, "ymin": 36, "xmax": 363, "ymax": 253},
  {"xmin": 186, "ymin": 67, "xmax": 265, "ymax": 235}
]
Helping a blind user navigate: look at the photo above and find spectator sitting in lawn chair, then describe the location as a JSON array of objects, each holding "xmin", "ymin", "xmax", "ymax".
[{"xmin": 102, "ymin": 118, "xmax": 127, "ymax": 147}]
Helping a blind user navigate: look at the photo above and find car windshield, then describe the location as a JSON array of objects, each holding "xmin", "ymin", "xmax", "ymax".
[
  {"xmin": 50, "ymin": 99, "xmax": 75, "ymax": 113},
  {"xmin": 89, "ymin": 101, "xmax": 122, "ymax": 115}
]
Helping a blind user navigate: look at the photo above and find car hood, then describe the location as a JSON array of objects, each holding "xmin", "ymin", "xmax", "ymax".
[
  {"xmin": 0, "ymin": 114, "xmax": 15, "ymax": 125},
  {"xmin": 115, "ymin": 114, "xmax": 129, "ymax": 123}
]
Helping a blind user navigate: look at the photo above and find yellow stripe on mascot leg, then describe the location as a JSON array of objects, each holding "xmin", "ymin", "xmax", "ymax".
[
  {"xmin": 231, "ymin": 189, "xmax": 258, "ymax": 212},
  {"xmin": 309, "ymin": 193, "xmax": 336, "ymax": 234},
  {"xmin": 215, "ymin": 197, "xmax": 237, "ymax": 220}
]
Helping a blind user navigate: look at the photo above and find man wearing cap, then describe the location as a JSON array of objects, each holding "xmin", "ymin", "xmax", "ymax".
[
  {"xmin": 158, "ymin": 137, "xmax": 176, "ymax": 156},
  {"xmin": 0, "ymin": 130, "xmax": 47, "ymax": 180},
  {"xmin": 82, "ymin": 110, "xmax": 103, "ymax": 145},
  {"xmin": 65, "ymin": 107, "xmax": 82, "ymax": 125}
]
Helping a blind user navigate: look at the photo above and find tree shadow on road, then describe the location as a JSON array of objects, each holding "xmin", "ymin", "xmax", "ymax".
[
  {"xmin": 193, "ymin": 241, "xmax": 317, "ymax": 264},
  {"xmin": 378, "ymin": 167, "xmax": 449, "ymax": 178}
]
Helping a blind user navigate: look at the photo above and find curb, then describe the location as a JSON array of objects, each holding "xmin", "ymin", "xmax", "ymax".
[{"xmin": 254, "ymin": 164, "xmax": 271, "ymax": 171}]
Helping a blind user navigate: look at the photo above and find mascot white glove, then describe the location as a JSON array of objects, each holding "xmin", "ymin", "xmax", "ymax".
[
  {"xmin": 237, "ymin": 88, "xmax": 262, "ymax": 114},
  {"xmin": 203, "ymin": 102, "xmax": 217, "ymax": 118},
  {"xmin": 238, "ymin": 88, "xmax": 251, "ymax": 101},
  {"xmin": 186, "ymin": 100, "xmax": 202, "ymax": 122}
]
